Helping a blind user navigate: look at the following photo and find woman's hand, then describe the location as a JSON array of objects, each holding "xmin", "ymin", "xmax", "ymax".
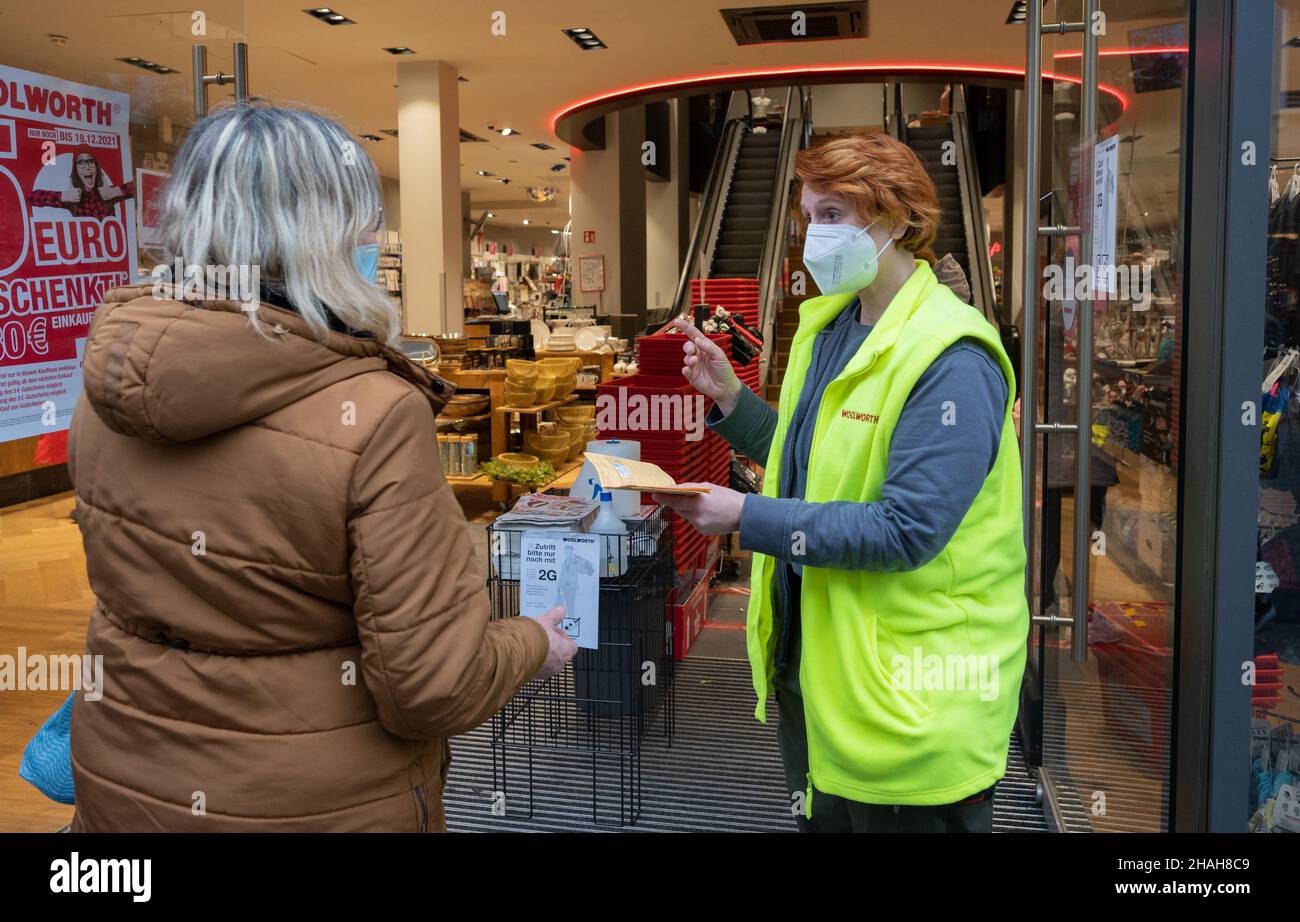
[
  {"xmin": 672, "ymin": 317, "xmax": 742, "ymax": 417},
  {"xmin": 532, "ymin": 605, "xmax": 578, "ymax": 680},
  {"xmin": 651, "ymin": 485, "xmax": 746, "ymax": 536},
  {"xmin": 61, "ymin": 188, "xmax": 82, "ymax": 204}
]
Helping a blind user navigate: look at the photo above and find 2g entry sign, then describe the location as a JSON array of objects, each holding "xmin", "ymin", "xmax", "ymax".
[{"xmin": 0, "ymin": 64, "xmax": 137, "ymax": 443}]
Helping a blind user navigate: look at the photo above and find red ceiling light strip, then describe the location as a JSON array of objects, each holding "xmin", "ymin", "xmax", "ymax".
[
  {"xmin": 1053, "ymin": 46, "xmax": 1189, "ymax": 59},
  {"xmin": 549, "ymin": 62, "xmax": 1131, "ymax": 134}
]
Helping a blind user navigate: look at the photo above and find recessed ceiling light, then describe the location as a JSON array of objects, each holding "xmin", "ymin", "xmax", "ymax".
[
  {"xmin": 486, "ymin": 212, "xmax": 495, "ymax": 218},
  {"xmin": 550, "ymin": 163, "xmax": 567, "ymax": 172},
  {"xmin": 498, "ymin": 178, "xmax": 511, "ymax": 185},
  {"xmin": 476, "ymin": 170, "xmax": 492, "ymax": 176},
  {"xmin": 383, "ymin": 46, "xmax": 415, "ymax": 55},
  {"xmin": 359, "ymin": 133, "xmax": 383, "ymax": 142},
  {"xmin": 117, "ymin": 57, "xmax": 178, "ymax": 75},
  {"xmin": 530, "ymin": 142, "xmax": 554, "ymax": 150},
  {"xmin": 563, "ymin": 27, "xmax": 606, "ymax": 50},
  {"xmin": 550, "ymin": 229, "xmax": 561, "ymax": 234},
  {"xmin": 498, "ymin": 127, "xmax": 517, "ymax": 136},
  {"xmin": 522, "ymin": 219, "xmax": 530, "ymax": 225},
  {"xmin": 304, "ymin": 7, "xmax": 355, "ymax": 25}
]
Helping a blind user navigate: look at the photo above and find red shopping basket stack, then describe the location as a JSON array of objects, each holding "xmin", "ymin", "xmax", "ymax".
[
  {"xmin": 689, "ymin": 279, "xmax": 764, "ymax": 395},
  {"xmin": 691, "ymin": 277, "xmax": 759, "ymax": 328},
  {"xmin": 596, "ymin": 374, "xmax": 729, "ymax": 574},
  {"xmin": 636, "ymin": 330, "xmax": 730, "ymax": 380},
  {"xmin": 640, "ymin": 317, "xmax": 762, "ymax": 397}
]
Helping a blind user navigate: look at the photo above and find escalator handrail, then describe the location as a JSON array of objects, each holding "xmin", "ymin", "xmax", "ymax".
[
  {"xmin": 755, "ymin": 87, "xmax": 805, "ymax": 389},
  {"xmin": 668, "ymin": 111, "xmax": 745, "ymax": 321},
  {"xmin": 950, "ymin": 85, "xmax": 999, "ymax": 324}
]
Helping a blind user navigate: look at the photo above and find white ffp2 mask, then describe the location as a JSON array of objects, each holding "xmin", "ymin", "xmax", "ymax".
[{"xmin": 802, "ymin": 220, "xmax": 893, "ymax": 295}]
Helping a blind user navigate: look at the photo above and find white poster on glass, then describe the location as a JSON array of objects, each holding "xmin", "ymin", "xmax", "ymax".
[{"xmin": 1092, "ymin": 134, "xmax": 1119, "ymax": 295}]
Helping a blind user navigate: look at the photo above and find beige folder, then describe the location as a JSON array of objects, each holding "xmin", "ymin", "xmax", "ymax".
[{"xmin": 582, "ymin": 452, "xmax": 712, "ymax": 495}]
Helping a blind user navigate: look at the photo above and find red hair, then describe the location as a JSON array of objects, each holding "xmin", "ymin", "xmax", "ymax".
[{"xmin": 793, "ymin": 132, "xmax": 941, "ymax": 265}]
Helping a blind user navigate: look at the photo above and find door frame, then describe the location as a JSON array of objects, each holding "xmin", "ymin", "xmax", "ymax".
[{"xmin": 1172, "ymin": 0, "xmax": 1272, "ymax": 832}]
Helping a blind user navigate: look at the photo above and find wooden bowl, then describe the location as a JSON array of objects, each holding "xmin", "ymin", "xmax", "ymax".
[
  {"xmin": 442, "ymin": 394, "xmax": 490, "ymax": 418},
  {"xmin": 504, "ymin": 385, "xmax": 536, "ymax": 406},
  {"xmin": 497, "ymin": 452, "xmax": 539, "ymax": 470},
  {"xmin": 537, "ymin": 357, "xmax": 581, "ymax": 377},
  {"xmin": 556, "ymin": 404, "xmax": 596, "ymax": 423},
  {"xmin": 524, "ymin": 430, "xmax": 569, "ymax": 452}
]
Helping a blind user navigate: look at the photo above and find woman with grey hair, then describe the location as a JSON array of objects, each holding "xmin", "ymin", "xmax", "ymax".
[{"xmin": 65, "ymin": 101, "xmax": 575, "ymax": 832}]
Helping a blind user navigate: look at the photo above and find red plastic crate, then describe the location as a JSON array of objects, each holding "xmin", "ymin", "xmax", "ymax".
[{"xmin": 670, "ymin": 568, "xmax": 710, "ymax": 660}]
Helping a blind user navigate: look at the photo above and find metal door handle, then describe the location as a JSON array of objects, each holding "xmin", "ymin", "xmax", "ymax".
[{"xmin": 1021, "ymin": 0, "xmax": 1099, "ymax": 664}]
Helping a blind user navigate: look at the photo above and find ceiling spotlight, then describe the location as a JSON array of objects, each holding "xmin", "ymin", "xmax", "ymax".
[
  {"xmin": 526, "ymin": 186, "xmax": 558, "ymax": 203},
  {"xmin": 486, "ymin": 212, "xmax": 496, "ymax": 218},
  {"xmin": 522, "ymin": 219, "xmax": 530, "ymax": 225},
  {"xmin": 476, "ymin": 170, "xmax": 493, "ymax": 176},
  {"xmin": 117, "ymin": 57, "xmax": 179, "ymax": 75},
  {"xmin": 359, "ymin": 133, "xmax": 383, "ymax": 142},
  {"xmin": 499, "ymin": 127, "xmax": 516, "ymax": 136},
  {"xmin": 563, "ymin": 27, "xmax": 606, "ymax": 50},
  {"xmin": 383, "ymin": 47, "xmax": 415, "ymax": 55},
  {"xmin": 531, "ymin": 142, "xmax": 555, "ymax": 150},
  {"xmin": 550, "ymin": 229, "xmax": 561, "ymax": 234},
  {"xmin": 304, "ymin": 8, "xmax": 355, "ymax": 25},
  {"xmin": 550, "ymin": 163, "xmax": 567, "ymax": 173},
  {"xmin": 497, "ymin": 178, "xmax": 511, "ymax": 185}
]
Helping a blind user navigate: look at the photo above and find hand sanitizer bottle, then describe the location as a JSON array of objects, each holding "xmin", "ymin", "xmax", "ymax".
[{"xmin": 593, "ymin": 489, "xmax": 629, "ymax": 578}]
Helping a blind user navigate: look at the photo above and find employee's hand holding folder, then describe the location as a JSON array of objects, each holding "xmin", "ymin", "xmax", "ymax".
[{"xmin": 582, "ymin": 452, "xmax": 712, "ymax": 495}]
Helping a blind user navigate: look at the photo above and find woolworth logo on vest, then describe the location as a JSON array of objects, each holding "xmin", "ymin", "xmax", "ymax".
[{"xmin": 840, "ymin": 408, "xmax": 879, "ymax": 424}]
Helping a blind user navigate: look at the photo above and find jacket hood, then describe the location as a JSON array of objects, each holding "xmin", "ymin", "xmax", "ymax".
[{"xmin": 81, "ymin": 285, "xmax": 454, "ymax": 442}]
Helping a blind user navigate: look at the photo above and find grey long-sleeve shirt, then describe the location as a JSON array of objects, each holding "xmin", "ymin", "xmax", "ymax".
[{"xmin": 707, "ymin": 298, "xmax": 1008, "ymax": 573}]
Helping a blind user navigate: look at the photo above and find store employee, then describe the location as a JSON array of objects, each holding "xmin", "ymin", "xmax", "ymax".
[{"xmin": 654, "ymin": 132, "xmax": 1029, "ymax": 833}]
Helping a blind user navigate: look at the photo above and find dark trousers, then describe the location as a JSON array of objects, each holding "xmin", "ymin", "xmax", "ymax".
[{"xmin": 774, "ymin": 567, "xmax": 996, "ymax": 833}]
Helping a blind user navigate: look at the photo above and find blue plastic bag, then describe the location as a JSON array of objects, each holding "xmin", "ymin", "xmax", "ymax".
[{"xmin": 19, "ymin": 693, "xmax": 76, "ymax": 805}]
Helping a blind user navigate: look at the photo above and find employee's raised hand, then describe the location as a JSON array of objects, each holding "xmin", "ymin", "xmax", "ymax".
[
  {"xmin": 532, "ymin": 605, "xmax": 578, "ymax": 680},
  {"xmin": 672, "ymin": 317, "xmax": 742, "ymax": 416}
]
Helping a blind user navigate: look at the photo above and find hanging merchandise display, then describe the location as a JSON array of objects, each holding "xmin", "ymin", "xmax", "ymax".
[{"xmin": 1251, "ymin": 155, "xmax": 1300, "ymax": 833}]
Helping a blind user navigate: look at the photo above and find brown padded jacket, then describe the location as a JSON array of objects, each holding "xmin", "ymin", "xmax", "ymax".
[{"xmin": 67, "ymin": 286, "xmax": 548, "ymax": 831}]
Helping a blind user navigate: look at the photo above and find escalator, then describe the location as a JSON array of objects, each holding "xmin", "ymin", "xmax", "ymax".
[
  {"xmin": 667, "ymin": 88, "xmax": 809, "ymax": 400},
  {"xmin": 899, "ymin": 84, "xmax": 999, "ymax": 325},
  {"xmin": 906, "ymin": 123, "xmax": 973, "ymax": 289},
  {"xmin": 710, "ymin": 129, "xmax": 784, "ymax": 277}
]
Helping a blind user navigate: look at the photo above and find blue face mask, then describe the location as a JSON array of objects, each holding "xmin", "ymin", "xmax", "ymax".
[{"xmin": 353, "ymin": 243, "xmax": 380, "ymax": 283}]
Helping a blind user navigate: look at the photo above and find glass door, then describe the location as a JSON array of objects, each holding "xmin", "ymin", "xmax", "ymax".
[
  {"xmin": 1248, "ymin": 0, "xmax": 1300, "ymax": 835},
  {"xmin": 1022, "ymin": 0, "xmax": 1189, "ymax": 832}
]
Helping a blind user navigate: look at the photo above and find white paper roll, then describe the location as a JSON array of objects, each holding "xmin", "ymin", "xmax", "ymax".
[{"xmin": 570, "ymin": 439, "xmax": 641, "ymax": 517}]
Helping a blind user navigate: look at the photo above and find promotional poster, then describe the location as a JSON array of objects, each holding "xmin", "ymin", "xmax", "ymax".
[{"xmin": 0, "ymin": 64, "xmax": 136, "ymax": 444}]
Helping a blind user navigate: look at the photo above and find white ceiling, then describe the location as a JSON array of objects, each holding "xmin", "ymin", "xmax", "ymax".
[{"xmin": 0, "ymin": 0, "xmax": 1192, "ymax": 234}]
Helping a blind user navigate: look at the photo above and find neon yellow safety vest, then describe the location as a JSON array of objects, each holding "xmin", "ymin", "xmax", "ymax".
[{"xmin": 748, "ymin": 259, "xmax": 1029, "ymax": 809}]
